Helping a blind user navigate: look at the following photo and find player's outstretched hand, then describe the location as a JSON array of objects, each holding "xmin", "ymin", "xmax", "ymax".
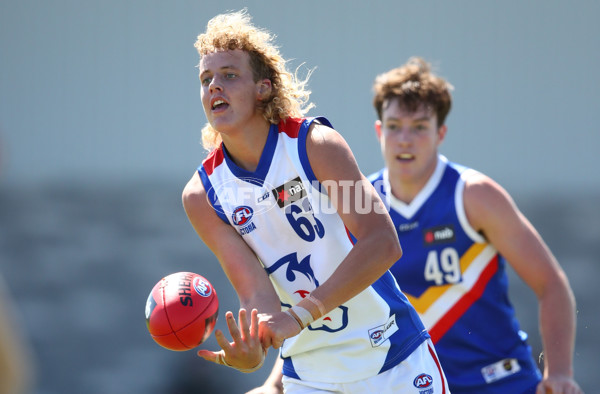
[
  {"xmin": 258, "ymin": 311, "xmax": 302, "ymax": 349},
  {"xmin": 536, "ymin": 375, "xmax": 583, "ymax": 394},
  {"xmin": 197, "ymin": 308, "xmax": 265, "ymax": 371},
  {"xmin": 245, "ymin": 385, "xmax": 283, "ymax": 394}
]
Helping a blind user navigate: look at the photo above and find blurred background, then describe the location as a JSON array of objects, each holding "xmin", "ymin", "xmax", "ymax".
[{"xmin": 0, "ymin": 1, "xmax": 598, "ymax": 393}]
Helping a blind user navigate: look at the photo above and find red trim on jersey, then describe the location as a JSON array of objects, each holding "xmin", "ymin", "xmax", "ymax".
[
  {"xmin": 345, "ymin": 226, "xmax": 355, "ymax": 245},
  {"xmin": 202, "ymin": 147, "xmax": 225, "ymax": 176},
  {"xmin": 429, "ymin": 255, "xmax": 499, "ymax": 343},
  {"xmin": 428, "ymin": 342, "xmax": 447, "ymax": 394},
  {"xmin": 278, "ymin": 117, "xmax": 304, "ymax": 138}
]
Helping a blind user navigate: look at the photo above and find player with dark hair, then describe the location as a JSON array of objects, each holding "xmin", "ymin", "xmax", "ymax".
[{"xmin": 368, "ymin": 56, "xmax": 581, "ymax": 393}]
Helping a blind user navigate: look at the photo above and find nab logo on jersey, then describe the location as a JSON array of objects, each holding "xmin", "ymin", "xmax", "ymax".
[
  {"xmin": 232, "ymin": 206, "xmax": 253, "ymax": 226},
  {"xmin": 413, "ymin": 373, "xmax": 433, "ymax": 389},
  {"xmin": 423, "ymin": 224, "xmax": 455, "ymax": 245},
  {"xmin": 272, "ymin": 176, "xmax": 306, "ymax": 208}
]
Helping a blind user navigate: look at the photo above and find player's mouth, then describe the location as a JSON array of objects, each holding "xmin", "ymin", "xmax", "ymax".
[
  {"xmin": 396, "ymin": 153, "xmax": 415, "ymax": 161},
  {"xmin": 211, "ymin": 97, "xmax": 229, "ymax": 112}
]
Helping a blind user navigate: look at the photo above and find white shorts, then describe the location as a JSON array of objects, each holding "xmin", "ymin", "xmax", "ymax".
[{"xmin": 282, "ymin": 338, "xmax": 449, "ymax": 394}]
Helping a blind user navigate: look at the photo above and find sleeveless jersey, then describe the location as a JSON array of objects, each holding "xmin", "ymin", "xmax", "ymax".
[
  {"xmin": 369, "ymin": 155, "xmax": 542, "ymax": 393},
  {"xmin": 197, "ymin": 117, "xmax": 429, "ymax": 383}
]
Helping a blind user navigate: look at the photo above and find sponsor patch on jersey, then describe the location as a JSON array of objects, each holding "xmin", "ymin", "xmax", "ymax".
[
  {"xmin": 232, "ymin": 206, "xmax": 257, "ymax": 235},
  {"xmin": 272, "ymin": 177, "xmax": 306, "ymax": 208},
  {"xmin": 423, "ymin": 224, "xmax": 455, "ymax": 245},
  {"xmin": 257, "ymin": 190, "xmax": 271, "ymax": 203},
  {"xmin": 481, "ymin": 358, "xmax": 521, "ymax": 383},
  {"xmin": 239, "ymin": 222, "xmax": 257, "ymax": 235},
  {"xmin": 398, "ymin": 221, "xmax": 419, "ymax": 232},
  {"xmin": 232, "ymin": 206, "xmax": 253, "ymax": 226},
  {"xmin": 368, "ymin": 314, "xmax": 398, "ymax": 347},
  {"xmin": 193, "ymin": 276, "xmax": 212, "ymax": 297},
  {"xmin": 413, "ymin": 373, "xmax": 434, "ymax": 391}
]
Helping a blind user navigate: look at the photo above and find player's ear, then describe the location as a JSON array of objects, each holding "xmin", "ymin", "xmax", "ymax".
[
  {"xmin": 375, "ymin": 120, "xmax": 383, "ymax": 140},
  {"xmin": 257, "ymin": 79, "xmax": 272, "ymax": 100},
  {"xmin": 437, "ymin": 124, "xmax": 447, "ymax": 144}
]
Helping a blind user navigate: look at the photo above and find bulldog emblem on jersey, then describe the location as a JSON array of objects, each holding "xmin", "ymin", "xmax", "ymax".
[
  {"xmin": 272, "ymin": 177, "xmax": 306, "ymax": 208},
  {"xmin": 267, "ymin": 252, "xmax": 349, "ymax": 333}
]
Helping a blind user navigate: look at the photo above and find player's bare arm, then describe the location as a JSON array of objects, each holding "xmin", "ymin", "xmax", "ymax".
[
  {"xmin": 182, "ymin": 172, "xmax": 281, "ymax": 369},
  {"xmin": 463, "ymin": 172, "xmax": 581, "ymax": 394},
  {"xmin": 305, "ymin": 123, "xmax": 402, "ymax": 312},
  {"xmin": 255, "ymin": 123, "xmax": 403, "ymax": 350},
  {"xmin": 182, "ymin": 172, "xmax": 280, "ymax": 309}
]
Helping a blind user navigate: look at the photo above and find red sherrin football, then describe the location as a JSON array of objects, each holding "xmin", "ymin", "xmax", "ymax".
[{"xmin": 145, "ymin": 272, "xmax": 219, "ymax": 351}]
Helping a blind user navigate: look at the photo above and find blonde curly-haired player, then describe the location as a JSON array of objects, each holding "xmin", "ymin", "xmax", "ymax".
[{"xmin": 183, "ymin": 10, "xmax": 448, "ymax": 394}]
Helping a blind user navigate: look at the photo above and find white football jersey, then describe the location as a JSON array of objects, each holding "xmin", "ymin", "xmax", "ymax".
[{"xmin": 198, "ymin": 117, "xmax": 428, "ymax": 383}]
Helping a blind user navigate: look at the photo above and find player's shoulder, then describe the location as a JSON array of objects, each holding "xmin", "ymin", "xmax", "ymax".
[
  {"xmin": 461, "ymin": 165, "xmax": 516, "ymax": 219},
  {"xmin": 307, "ymin": 121, "xmax": 359, "ymax": 171},
  {"xmin": 462, "ymin": 168, "xmax": 501, "ymax": 196},
  {"xmin": 304, "ymin": 119, "xmax": 364, "ymax": 185},
  {"xmin": 307, "ymin": 119, "xmax": 338, "ymax": 141},
  {"xmin": 306, "ymin": 119, "xmax": 355, "ymax": 160},
  {"xmin": 182, "ymin": 171, "xmax": 207, "ymax": 212},
  {"xmin": 444, "ymin": 157, "xmax": 490, "ymax": 190}
]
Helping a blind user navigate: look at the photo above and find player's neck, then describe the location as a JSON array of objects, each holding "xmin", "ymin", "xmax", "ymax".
[
  {"xmin": 388, "ymin": 157, "xmax": 438, "ymax": 204},
  {"xmin": 389, "ymin": 179, "xmax": 422, "ymax": 204},
  {"xmin": 221, "ymin": 120, "xmax": 271, "ymax": 172}
]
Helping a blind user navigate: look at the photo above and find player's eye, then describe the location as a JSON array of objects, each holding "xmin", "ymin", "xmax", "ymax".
[
  {"xmin": 201, "ymin": 76, "xmax": 212, "ymax": 86},
  {"xmin": 225, "ymin": 73, "xmax": 237, "ymax": 79},
  {"xmin": 385, "ymin": 122, "xmax": 399, "ymax": 130},
  {"xmin": 414, "ymin": 123, "xmax": 428, "ymax": 132}
]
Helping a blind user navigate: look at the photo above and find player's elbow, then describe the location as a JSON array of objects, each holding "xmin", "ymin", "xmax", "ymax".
[
  {"xmin": 542, "ymin": 268, "xmax": 576, "ymax": 305},
  {"xmin": 378, "ymin": 230, "xmax": 403, "ymax": 267},
  {"xmin": 182, "ymin": 180, "xmax": 203, "ymax": 215}
]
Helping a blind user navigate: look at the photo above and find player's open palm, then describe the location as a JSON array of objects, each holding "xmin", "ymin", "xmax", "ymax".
[
  {"xmin": 197, "ymin": 308, "xmax": 265, "ymax": 371},
  {"xmin": 537, "ymin": 376, "xmax": 583, "ymax": 394}
]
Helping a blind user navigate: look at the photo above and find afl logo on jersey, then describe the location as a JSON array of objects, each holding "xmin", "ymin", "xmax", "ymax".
[
  {"xmin": 413, "ymin": 373, "xmax": 433, "ymax": 388},
  {"xmin": 232, "ymin": 206, "xmax": 253, "ymax": 226},
  {"xmin": 193, "ymin": 276, "xmax": 212, "ymax": 297},
  {"xmin": 370, "ymin": 330, "xmax": 383, "ymax": 341}
]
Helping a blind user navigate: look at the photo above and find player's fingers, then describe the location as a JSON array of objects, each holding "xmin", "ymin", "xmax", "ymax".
[
  {"xmin": 536, "ymin": 381, "xmax": 545, "ymax": 394},
  {"xmin": 198, "ymin": 350, "xmax": 232, "ymax": 367},
  {"xmin": 259, "ymin": 326, "xmax": 281, "ymax": 349},
  {"xmin": 539, "ymin": 383, "xmax": 553, "ymax": 394},
  {"xmin": 271, "ymin": 336, "xmax": 283, "ymax": 349},
  {"xmin": 564, "ymin": 380, "xmax": 583, "ymax": 394},
  {"xmin": 238, "ymin": 308, "xmax": 250, "ymax": 340},
  {"xmin": 258, "ymin": 325, "xmax": 272, "ymax": 349},
  {"xmin": 213, "ymin": 351, "xmax": 229, "ymax": 366},
  {"xmin": 225, "ymin": 311, "xmax": 243, "ymax": 342},
  {"xmin": 249, "ymin": 309, "xmax": 259, "ymax": 338},
  {"xmin": 213, "ymin": 329, "xmax": 233, "ymax": 352},
  {"xmin": 196, "ymin": 349, "xmax": 220, "ymax": 363}
]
